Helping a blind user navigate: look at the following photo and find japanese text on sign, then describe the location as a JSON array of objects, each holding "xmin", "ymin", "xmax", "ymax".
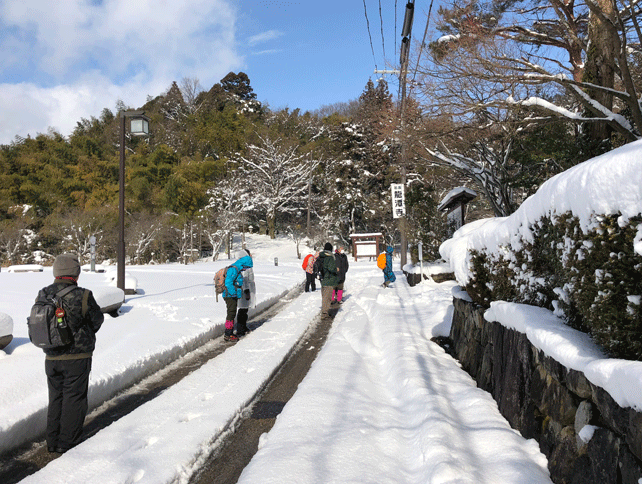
[{"xmin": 391, "ymin": 183, "xmax": 406, "ymax": 219}]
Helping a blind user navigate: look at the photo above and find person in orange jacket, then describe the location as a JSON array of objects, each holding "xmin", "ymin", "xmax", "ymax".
[{"xmin": 303, "ymin": 250, "xmax": 319, "ymax": 292}]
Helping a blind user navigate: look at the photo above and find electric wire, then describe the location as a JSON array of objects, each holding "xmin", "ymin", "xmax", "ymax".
[
  {"xmin": 410, "ymin": 0, "xmax": 434, "ymax": 90},
  {"xmin": 379, "ymin": 0, "xmax": 386, "ymax": 59},
  {"xmin": 395, "ymin": 0, "xmax": 398, "ymax": 57},
  {"xmin": 363, "ymin": 0, "xmax": 379, "ymax": 71}
]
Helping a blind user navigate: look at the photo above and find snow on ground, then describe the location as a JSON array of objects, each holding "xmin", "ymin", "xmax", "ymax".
[
  {"xmin": 0, "ymin": 234, "xmax": 302, "ymax": 455},
  {"xmin": 238, "ymin": 267, "xmax": 552, "ymax": 484},
  {"xmin": 4, "ymin": 229, "xmax": 638, "ymax": 482},
  {"xmin": 1, "ymin": 233, "xmax": 556, "ymax": 483},
  {"xmin": 19, "ymin": 291, "xmax": 322, "ymax": 484}
]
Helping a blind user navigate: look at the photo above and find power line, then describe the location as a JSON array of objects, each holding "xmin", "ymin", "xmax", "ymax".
[
  {"xmin": 379, "ymin": 0, "xmax": 386, "ymax": 60},
  {"xmin": 411, "ymin": 0, "xmax": 434, "ymax": 88},
  {"xmin": 363, "ymin": 0, "xmax": 378, "ymax": 71},
  {"xmin": 395, "ymin": 0, "xmax": 398, "ymax": 58}
]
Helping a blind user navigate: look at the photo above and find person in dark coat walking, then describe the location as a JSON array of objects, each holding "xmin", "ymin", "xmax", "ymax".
[
  {"xmin": 316, "ymin": 242, "xmax": 340, "ymax": 318},
  {"xmin": 221, "ymin": 252, "xmax": 254, "ymax": 342},
  {"xmin": 38, "ymin": 253, "xmax": 104, "ymax": 454},
  {"xmin": 332, "ymin": 246, "xmax": 349, "ymax": 304}
]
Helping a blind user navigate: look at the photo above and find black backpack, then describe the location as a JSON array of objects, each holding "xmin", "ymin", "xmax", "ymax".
[{"xmin": 27, "ymin": 286, "xmax": 76, "ymax": 349}]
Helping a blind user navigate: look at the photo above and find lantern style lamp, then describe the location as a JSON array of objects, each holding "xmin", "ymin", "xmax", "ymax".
[
  {"xmin": 129, "ymin": 115, "xmax": 150, "ymax": 136},
  {"xmin": 117, "ymin": 110, "xmax": 150, "ymax": 292}
]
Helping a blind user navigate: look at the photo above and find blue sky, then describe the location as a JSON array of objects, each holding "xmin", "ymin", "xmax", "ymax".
[{"xmin": 0, "ymin": 0, "xmax": 436, "ymax": 144}]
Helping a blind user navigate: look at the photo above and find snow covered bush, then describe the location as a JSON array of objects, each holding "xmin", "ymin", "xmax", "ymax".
[
  {"xmin": 465, "ymin": 212, "xmax": 642, "ymax": 359},
  {"xmin": 441, "ymin": 139, "xmax": 642, "ymax": 360}
]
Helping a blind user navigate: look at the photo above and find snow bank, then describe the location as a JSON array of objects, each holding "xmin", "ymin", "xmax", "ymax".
[
  {"xmin": 440, "ymin": 139, "xmax": 642, "ymax": 284},
  {"xmin": 0, "ymin": 312, "xmax": 12, "ymax": 337}
]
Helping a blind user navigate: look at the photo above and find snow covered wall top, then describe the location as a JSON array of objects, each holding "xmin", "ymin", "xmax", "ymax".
[{"xmin": 440, "ymin": 139, "xmax": 642, "ymax": 285}]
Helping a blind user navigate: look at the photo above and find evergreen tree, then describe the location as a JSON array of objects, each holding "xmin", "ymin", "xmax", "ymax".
[{"xmin": 220, "ymin": 72, "xmax": 257, "ymax": 100}]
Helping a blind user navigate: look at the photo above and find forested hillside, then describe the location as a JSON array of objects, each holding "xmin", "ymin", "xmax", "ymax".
[
  {"xmin": 2, "ymin": 0, "xmax": 641, "ymax": 269},
  {"xmin": 0, "ymin": 73, "xmax": 456, "ymax": 265}
]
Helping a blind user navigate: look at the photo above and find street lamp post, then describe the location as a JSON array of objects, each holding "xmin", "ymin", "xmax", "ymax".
[{"xmin": 118, "ymin": 110, "xmax": 150, "ymax": 292}]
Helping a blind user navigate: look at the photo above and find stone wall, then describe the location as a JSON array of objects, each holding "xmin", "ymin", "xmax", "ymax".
[{"xmin": 450, "ymin": 296, "xmax": 642, "ymax": 484}]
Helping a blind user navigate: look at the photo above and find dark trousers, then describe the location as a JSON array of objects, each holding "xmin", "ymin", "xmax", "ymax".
[
  {"xmin": 305, "ymin": 272, "xmax": 316, "ymax": 292},
  {"xmin": 225, "ymin": 298, "xmax": 249, "ymax": 335},
  {"xmin": 237, "ymin": 308, "xmax": 249, "ymax": 335},
  {"xmin": 224, "ymin": 297, "xmax": 238, "ymax": 321},
  {"xmin": 45, "ymin": 357, "xmax": 92, "ymax": 451},
  {"xmin": 224, "ymin": 297, "xmax": 239, "ymax": 336}
]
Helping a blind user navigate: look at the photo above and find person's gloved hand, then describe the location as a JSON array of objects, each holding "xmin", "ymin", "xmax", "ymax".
[{"xmin": 244, "ymin": 289, "xmax": 251, "ymax": 300}]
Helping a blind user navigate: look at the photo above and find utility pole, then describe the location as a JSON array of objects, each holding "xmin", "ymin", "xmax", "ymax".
[
  {"xmin": 398, "ymin": 0, "xmax": 414, "ymax": 269},
  {"xmin": 307, "ymin": 180, "xmax": 311, "ymax": 238}
]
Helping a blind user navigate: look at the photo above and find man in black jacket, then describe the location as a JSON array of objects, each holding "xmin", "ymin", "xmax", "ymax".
[{"xmin": 38, "ymin": 253, "xmax": 104, "ymax": 454}]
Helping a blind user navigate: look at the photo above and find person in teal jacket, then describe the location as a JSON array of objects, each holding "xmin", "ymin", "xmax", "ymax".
[
  {"xmin": 382, "ymin": 245, "xmax": 396, "ymax": 288},
  {"xmin": 222, "ymin": 253, "xmax": 253, "ymax": 342}
]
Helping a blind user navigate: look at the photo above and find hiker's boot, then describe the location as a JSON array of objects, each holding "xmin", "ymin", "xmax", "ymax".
[{"xmin": 224, "ymin": 320, "xmax": 238, "ymax": 342}]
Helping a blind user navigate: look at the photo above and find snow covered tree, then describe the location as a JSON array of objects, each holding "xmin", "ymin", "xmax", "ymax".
[
  {"xmin": 204, "ymin": 175, "xmax": 252, "ymax": 257},
  {"xmin": 315, "ymin": 78, "xmax": 399, "ymax": 242},
  {"xmin": 421, "ymin": 0, "xmax": 642, "ymax": 152},
  {"xmin": 44, "ymin": 208, "xmax": 111, "ymax": 264},
  {"xmin": 200, "ymin": 72, "xmax": 262, "ymax": 115},
  {"xmin": 421, "ymin": 137, "xmax": 518, "ymax": 217},
  {"xmin": 0, "ymin": 218, "xmax": 28, "ymax": 265},
  {"xmin": 126, "ymin": 212, "xmax": 166, "ymax": 264},
  {"xmin": 234, "ymin": 134, "xmax": 320, "ymax": 239},
  {"xmin": 156, "ymin": 81, "xmax": 188, "ymax": 151},
  {"xmin": 220, "ymin": 72, "xmax": 257, "ymax": 101}
]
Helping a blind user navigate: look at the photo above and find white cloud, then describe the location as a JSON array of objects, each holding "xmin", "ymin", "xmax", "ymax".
[
  {"xmin": 247, "ymin": 29, "xmax": 284, "ymax": 47},
  {"xmin": 0, "ymin": 0, "xmax": 246, "ymax": 144},
  {"xmin": 251, "ymin": 49, "xmax": 282, "ymax": 56}
]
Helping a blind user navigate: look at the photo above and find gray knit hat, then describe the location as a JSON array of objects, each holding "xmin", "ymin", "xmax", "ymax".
[{"xmin": 53, "ymin": 253, "xmax": 81, "ymax": 278}]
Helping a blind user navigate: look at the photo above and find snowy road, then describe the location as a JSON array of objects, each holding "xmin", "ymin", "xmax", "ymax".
[
  {"xmin": 17, "ymin": 289, "xmax": 322, "ymax": 484},
  {"xmin": 1, "ymin": 235, "xmax": 553, "ymax": 483},
  {"xmin": 238, "ymin": 266, "xmax": 553, "ymax": 484}
]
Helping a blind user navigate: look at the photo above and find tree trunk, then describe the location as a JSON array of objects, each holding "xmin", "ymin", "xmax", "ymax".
[
  {"xmin": 267, "ymin": 210, "xmax": 276, "ymax": 239},
  {"xmin": 582, "ymin": 0, "xmax": 617, "ymax": 146}
]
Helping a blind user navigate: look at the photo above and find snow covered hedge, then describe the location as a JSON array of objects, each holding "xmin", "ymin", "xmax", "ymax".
[{"xmin": 441, "ymin": 140, "xmax": 642, "ymax": 360}]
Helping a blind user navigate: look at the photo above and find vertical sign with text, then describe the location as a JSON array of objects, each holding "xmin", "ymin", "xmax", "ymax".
[{"xmin": 391, "ymin": 183, "xmax": 406, "ymax": 219}]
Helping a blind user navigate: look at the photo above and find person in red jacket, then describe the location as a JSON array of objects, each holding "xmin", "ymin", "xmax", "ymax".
[{"xmin": 303, "ymin": 250, "xmax": 319, "ymax": 292}]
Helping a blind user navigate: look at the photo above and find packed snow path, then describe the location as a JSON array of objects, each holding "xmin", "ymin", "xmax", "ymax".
[
  {"xmin": 238, "ymin": 267, "xmax": 553, "ymax": 484},
  {"xmin": 14, "ymin": 265, "xmax": 552, "ymax": 484}
]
